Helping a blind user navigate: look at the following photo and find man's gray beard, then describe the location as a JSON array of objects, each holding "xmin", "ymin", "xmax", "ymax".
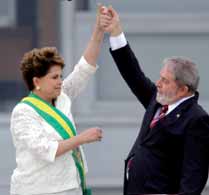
[{"xmin": 156, "ymin": 93, "xmax": 173, "ymax": 105}]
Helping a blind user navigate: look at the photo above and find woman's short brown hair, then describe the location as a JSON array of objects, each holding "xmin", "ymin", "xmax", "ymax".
[{"xmin": 20, "ymin": 47, "xmax": 65, "ymax": 90}]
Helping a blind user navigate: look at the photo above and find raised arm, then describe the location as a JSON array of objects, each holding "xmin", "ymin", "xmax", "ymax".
[
  {"xmin": 100, "ymin": 6, "xmax": 156, "ymax": 108},
  {"xmin": 62, "ymin": 5, "xmax": 105, "ymax": 100},
  {"xmin": 82, "ymin": 5, "xmax": 104, "ymax": 67}
]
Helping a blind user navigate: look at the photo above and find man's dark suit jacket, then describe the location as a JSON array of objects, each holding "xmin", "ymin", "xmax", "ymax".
[{"xmin": 110, "ymin": 44, "xmax": 209, "ymax": 195}]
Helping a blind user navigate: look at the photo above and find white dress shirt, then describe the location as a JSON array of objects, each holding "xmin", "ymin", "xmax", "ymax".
[{"xmin": 10, "ymin": 57, "xmax": 97, "ymax": 195}]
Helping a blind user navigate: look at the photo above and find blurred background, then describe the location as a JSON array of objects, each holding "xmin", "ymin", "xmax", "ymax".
[{"xmin": 1, "ymin": 0, "xmax": 209, "ymax": 194}]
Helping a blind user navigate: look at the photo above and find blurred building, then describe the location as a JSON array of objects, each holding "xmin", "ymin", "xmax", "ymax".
[{"xmin": 0, "ymin": 0, "xmax": 209, "ymax": 195}]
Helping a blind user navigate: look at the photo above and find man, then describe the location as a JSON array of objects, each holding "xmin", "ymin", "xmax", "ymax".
[{"xmin": 99, "ymin": 6, "xmax": 209, "ymax": 195}]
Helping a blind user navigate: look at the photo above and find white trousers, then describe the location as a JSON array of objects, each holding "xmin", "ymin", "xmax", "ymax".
[{"xmin": 11, "ymin": 187, "xmax": 82, "ymax": 195}]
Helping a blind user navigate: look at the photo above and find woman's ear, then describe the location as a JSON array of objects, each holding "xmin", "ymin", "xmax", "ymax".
[{"xmin": 33, "ymin": 77, "xmax": 41, "ymax": 90}]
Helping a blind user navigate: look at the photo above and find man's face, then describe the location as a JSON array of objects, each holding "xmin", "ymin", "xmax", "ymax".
[{"xmin": 155, "ymin": 64, "xmax": 183, "ymax": 105}]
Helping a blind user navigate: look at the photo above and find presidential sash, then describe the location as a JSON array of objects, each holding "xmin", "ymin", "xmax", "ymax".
[{"xmin": 21, "ymin": 92, "xmax": 91, "ymax": 195}]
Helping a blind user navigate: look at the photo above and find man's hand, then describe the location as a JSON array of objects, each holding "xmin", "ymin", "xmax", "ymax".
[{"xmin": 99, "ymin": 5, "xmax": 122, "ymax": 36}]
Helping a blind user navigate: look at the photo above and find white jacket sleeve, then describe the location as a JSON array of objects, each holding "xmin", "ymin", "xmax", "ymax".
[
  {"xmin": 62, "ymin": 56, "xmax": 97, "ymax": 100},
  {"xmin": 10, "ymin": 103, "xmax": 59, "ymax": 162}
]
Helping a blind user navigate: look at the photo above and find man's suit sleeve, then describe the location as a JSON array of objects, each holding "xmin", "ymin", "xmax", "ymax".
[
  {"xmin": 110, "ymin": 44, "xmax": 156, "ymax": 108},
  {"xmin": 179, "ymin": 115, "xmax": 209, "ymax": 195}
]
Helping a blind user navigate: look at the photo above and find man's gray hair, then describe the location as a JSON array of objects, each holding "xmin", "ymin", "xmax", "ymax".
[{"xmin": 163, "ymin": 57, "xmax": 200, "ymax": 93}]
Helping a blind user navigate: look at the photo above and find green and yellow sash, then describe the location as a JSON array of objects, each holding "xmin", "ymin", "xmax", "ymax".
[{"xmin": 21, "ymin": 92, "xmax": 91, "ymax": 195}]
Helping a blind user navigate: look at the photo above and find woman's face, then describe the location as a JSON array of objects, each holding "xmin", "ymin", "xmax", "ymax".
[{"xmin": 34, "ymin": 65, "xmax": 63, "ymax": 102}]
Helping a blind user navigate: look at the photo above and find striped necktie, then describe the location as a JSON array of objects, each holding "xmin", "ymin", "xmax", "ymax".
[{"xmin": 150, "ymin": 105, "xmax": 168, "ymax": 128}]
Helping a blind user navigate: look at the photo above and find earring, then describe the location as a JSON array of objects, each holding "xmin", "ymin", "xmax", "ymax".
[{"xmin": 36, "ymin": 86, "xmax": 41, "ymax": 90}]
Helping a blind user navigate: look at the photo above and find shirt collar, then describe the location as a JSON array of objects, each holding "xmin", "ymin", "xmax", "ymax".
[{"xmin": 167, "ymin": 94, "xmax": 195, "ymax": 114}]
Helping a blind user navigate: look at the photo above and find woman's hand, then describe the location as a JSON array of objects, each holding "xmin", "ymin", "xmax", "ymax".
[
  {"xmin": 78, "ymin": 127, "xmax": 103, "ymax": 144},
  {"xmin": 56, "ymin": 127, "xmax": 103, "ymax": 157}
]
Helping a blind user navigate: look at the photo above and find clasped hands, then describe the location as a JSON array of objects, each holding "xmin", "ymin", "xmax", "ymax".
[{"xmin": 96, "ymin": 4, "xmax": 122, "ymax": 37}]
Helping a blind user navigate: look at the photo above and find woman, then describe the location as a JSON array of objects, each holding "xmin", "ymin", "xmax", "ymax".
[{"xmin": 10, "ymin": 6, "xmax": 104, "ymax": 195}]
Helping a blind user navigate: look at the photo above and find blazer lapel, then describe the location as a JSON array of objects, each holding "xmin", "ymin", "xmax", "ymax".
[
  {"xmin": 144, "ymin": 110, "xmax": 180, "ymax": 142},
  {"xmin": 139, "ymin": 100, "xmax": 161, "ymax": 141}
]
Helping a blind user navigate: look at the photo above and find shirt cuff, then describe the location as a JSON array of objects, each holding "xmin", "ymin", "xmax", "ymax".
[
  {"xmin": 78, "ymin": 56, "xmax": 98, "ymax": 74},
  {"xmin": 110, "ymin": 32, "xmax": 127, "ymax": 51},
  {"xmin": 47, "ymin": 141, "xmax": 59, "ymax": 162}
]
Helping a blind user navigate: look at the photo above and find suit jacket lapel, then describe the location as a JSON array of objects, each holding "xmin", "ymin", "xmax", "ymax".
[
  {"xmin": 143, "ymin": 110, "xmax": 181, "ymax": 142},
  {"xmin": 139, "ymin": 100, "xmax": 161, "ymax": 141}
]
